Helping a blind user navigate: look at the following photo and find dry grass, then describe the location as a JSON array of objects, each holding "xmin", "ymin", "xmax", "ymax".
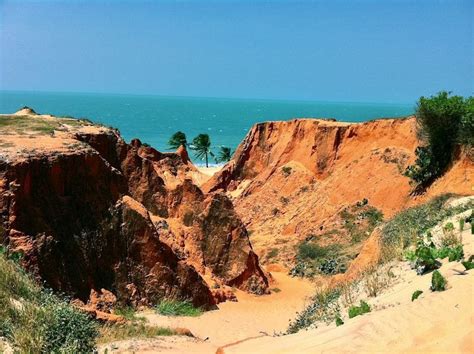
[
  {"xmin": 97, "ymin": 322, "xmax": 183, "ymax": 344},
  {"xmin": 362, "ymin": 265, "xmax": 395, "ymax": 298}
]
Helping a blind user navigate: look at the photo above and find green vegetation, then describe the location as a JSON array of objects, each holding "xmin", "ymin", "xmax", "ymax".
[
  {"xmin": 459, "ymin": 219, "xmax": 465, "ymax": 231},
  {"xmin": 462, "ymin": 256, "xmax": 474, "ymax": 270},
  {"xmin": 168, "ymin": 131, "xmax": 187, "ymax": 150},
  {"xmin": 216, "ymin": 146, "xmax": 233, "ymax": 162},
  {"xmin": 348, "ymin": 300, "xmax": 371, "ymax": 319},
  {"xmin": 98, "ymin": 322, "xmax": 178, "ymax": 344},
  {"xmin": 291, "ymin": 201, "xmax": 383, "ymax": 279},
  {"xmin": 156, "ymin": 299, "xmax": 202, "ymax": 317},
  {"xmin": 381, "ymin": 194, "xmax": 473, "ymax": 261},
  {"xmin": 114, "ymin": 306, "xmax": 141, "ymax": 321},
  {"xmin": 0, "ymin": 114, "xmax": 92, "ymax": 135},
  {"xmin": 404, "ymin": 92, "xmax": 473, "ymax": 190},
  {"xmin": 335, "ymin": 316, "xmax": 344, "ymax": 326},
  {"xmin": 290, "ymin": 243, "xmax": 343, "ymax": 277},
  {"xmin": 430, "ymin": 270, "xmax": 447, "ymax": 291},
  {"xmin": 266, "ymin": 248, "xmax": 279, "ymax": 260},
  {"xmin": 287, "ymin": 287, "xmax": 341, "ymax": 334},
  {"xmin": 0, "ymin": 246, "xmax": 98, "ymax": 352},
  {"xmin": 411, "ymin": 290, "xmax": 423, "ymax": 302},
  {"xmin": 340, "ymin": 202, "xmax": 383, "ymax": 244},
  {"xmin": 191, "ymin": 133, "xmax": 213, "ymax": 167},
  {"xmin": 281, "ymin": 166, "xmax": 292, "ymax": 177}
]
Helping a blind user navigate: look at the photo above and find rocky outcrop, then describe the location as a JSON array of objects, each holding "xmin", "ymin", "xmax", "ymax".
[
  {"xmin": 0, "ymin": 112, "xmax": 268, "ymax": 309},
  {"xmin": 204, "ymin": 117, "xmax": 473, "ymax": 266}
]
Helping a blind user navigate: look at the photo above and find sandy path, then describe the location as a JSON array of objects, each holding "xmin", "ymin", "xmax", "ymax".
[
  {"xmin": 134, "ymin": 272, "xmax": 314, "ymax": 352},
  {"xmin": 224, "ymin": 216, "xmax": 474, "ymax": 354}
]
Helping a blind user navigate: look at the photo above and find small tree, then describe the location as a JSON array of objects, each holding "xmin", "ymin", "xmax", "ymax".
[
  {"xmin": 405, "ymin": 92, "xmax": 469, "ymax": 190},
  {"xmin": 191, "ymin": 134, "xmax": 213, "ymax": 167},
  {"xmin": 216, "ymin": 146, "xmax": 233, "ymax": 163},
  {"xmin": 168, "ymin": 131, "xmax": 187, "ymax": 150}
]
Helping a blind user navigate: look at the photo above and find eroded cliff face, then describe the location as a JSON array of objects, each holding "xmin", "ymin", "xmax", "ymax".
[
  {"xmin": 0, "ymin": 111, "xmax": 268, "ymax": 309},
  {"xmin": 204, "ymin": 117, "xmax": 473, "ymax": 266}
]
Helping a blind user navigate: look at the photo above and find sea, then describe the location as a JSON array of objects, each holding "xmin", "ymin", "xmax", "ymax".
[{"xmin": 0, "ymin": 91, "xmax": 414, "ymax": 165}]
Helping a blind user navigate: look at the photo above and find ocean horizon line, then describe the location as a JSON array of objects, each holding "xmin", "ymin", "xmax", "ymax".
[{"xmin": 0, "ymin": 89, "xmax": 415, "ymax": 108}]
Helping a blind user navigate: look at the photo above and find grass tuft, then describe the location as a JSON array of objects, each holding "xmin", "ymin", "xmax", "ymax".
[{"xmin": 156, "ymin": 300, "xmax": 202, "ymax": 317}]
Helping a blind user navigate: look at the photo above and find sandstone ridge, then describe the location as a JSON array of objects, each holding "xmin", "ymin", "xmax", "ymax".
[{"xmin": 0, "ymin": 110, "xmax": 268, "ymax": 309}]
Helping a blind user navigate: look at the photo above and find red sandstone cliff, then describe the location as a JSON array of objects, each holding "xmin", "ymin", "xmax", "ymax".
[
  {"xmin": 204, "ymin": 117, "xmax": 473, "ymax": 265},
  {"xmin": 0, "ymin": 111, "xmax": 268, "ymax": 309}
]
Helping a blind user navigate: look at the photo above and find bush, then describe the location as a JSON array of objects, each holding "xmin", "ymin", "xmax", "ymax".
[
  {"xmin": 413, "ymin": 245, "xmax": 439, "ymax": 274},
  {"xmin": 411, "ymin": 290, "xmax": 423, "ymax": 302},
  {"xmin": 348, "ymin": 300, "xmax": 371, "ymax": 319},
  {"xmin": 43, "ymin": 299, "xmax": 98, "ymax": 353},
  {"xmin": 281, "ymin": 166, "xmax": 292, "ymax": 177},
  {"xmin": 298, "ymin": 243, "xmax": 328, "ymax": 260},
  {"xmin": 0, "ymin": 252, "xmax": 98, "ymax": 352},
  {"xmin": 335, "ymin": 316, "xmax": 344, "ymax": 326},
  {"xmin": 405, "ymin": 92, "xmax": 472, "ymax": 189},
  {"xmin": 431, "ymin": 270, "xmax": 447, "ymax": 291},
  {"xmin": 461, "ymin": 255, "xmax": 474, "ymax": 271},
  {"xmin": 156, "ymin": 300, "xmax": 202, "ymax": 317}
]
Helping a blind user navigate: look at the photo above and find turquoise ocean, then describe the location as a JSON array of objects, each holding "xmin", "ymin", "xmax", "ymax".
[{"xmin": 0, "ymin": 91, "xmax": 413, "ymax": 164}]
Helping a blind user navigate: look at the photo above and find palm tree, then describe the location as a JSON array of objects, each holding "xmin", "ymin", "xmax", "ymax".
[
  {"xmin": 168, "ymin": 131, "xmax": 187, "ymax": 150},
  {"xmin": 216, "ymin": 146, "xmax": 233, "ymax": 163},
  {"xmin": 191, "ymin": 134, "xmax": 214, "ymax": 167}
]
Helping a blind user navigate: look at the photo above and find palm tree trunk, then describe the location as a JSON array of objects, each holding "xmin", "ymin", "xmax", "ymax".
[{"xmin": 205, "ymin": 152, "xmax": 208, "ymax": 168}]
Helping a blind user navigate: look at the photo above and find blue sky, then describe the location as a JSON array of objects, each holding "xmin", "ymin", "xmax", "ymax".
[{"xmin": 0, "ymin": 0, "xmax": 472, "ymax": 103}]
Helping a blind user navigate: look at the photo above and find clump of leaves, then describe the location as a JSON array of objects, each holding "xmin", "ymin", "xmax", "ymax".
[
  {"xmin": 335, "ymin": 316, "xmax": 344, "ymax": 326},
  {"xmin": 430, "ymin": 270, "xmax": 447, "ymax": 291},
  {"xmin": 411, "ymin": 290, "xmax": 423, "ymax": 302},
  {"xmin": 348, "ymin": 300, "xmax": 371, "ymax": 319}
]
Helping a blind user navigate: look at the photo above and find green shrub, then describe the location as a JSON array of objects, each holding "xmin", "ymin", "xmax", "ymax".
[
  {"xmin": 411, "ymin": 290, "xmax": 423, "ymax": 301},
  {"xmin": 335, "ymin": 316, "xmax": 344, "ymax": 326},
  {"xmin": 298, "ymin": 243, "xmax": 332, "ymax": 260},
  {"xmin": 290, "ymin": 243, "xmax": 343, "ymax": 278},
  {"xmin": 461, "ymin": 255, "xmax": 474, "ymax": 270},
  {"xmin": 458, "ymin": 97, "xmax": 474, "ymax": 146},
  {"xmin": 431, "ymin": 270, "xmax": 447, "ymax": 291},
  {"xmin": 43, "ymin": 299, "xmax": 98, "ymax": 353},
  {"xmin": 0, "ymin": 252, "xmax": 98, "ymax": 352},
  {"xmin": 156, "ymin": 300, "xmax": 202, "ymax": 317},
  {"xmin": 413, "ymin": 245, "xmax": 439, "ymax": 274},
  {"xmin": 447, "ymin": 245, "xmax": 464, "ymax": 262},
  {"xmin": 443, "ymin": 222, "xmax": 454, "ymax": 232},
  {"xmin": 471, "ymin": 223, "xmax": 474, "ymax": 235},
  {"xmin": 281, "ymin": 166, "xmax": 292, "ymax": 177},
  {"xmin": 266, "ymin": 248, "xmax": 279, "ymax": 260},
  {"xmin": 348, "ymin": 300, "xmax": 371, "ymax": 319},
  {"xmin": 404, "ymin": 92, "xmax": 471, "ymax": 190}
]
